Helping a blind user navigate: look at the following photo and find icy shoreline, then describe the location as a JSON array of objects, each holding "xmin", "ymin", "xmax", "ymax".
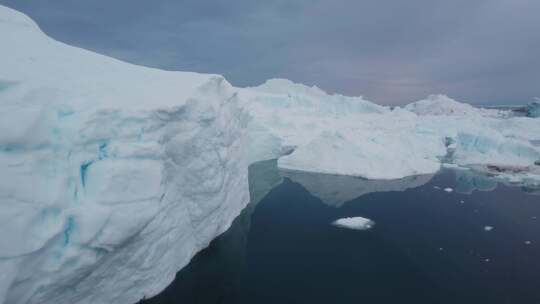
[{"xmin": 0, "ymin": 5, "xmax": 539, "ymax": 304}]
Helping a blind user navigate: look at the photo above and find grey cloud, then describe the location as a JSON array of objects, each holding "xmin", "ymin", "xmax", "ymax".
[{"xmin": 1, "ymin": 0, "xmax": 538, "ymax": 105}]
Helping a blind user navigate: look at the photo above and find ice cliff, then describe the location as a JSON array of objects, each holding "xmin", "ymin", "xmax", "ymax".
[
  {"xmin": 528, "ymin": 99, "xmax": 540, "ymax": 118},
  {"xmin": 0, "ymin": 6, "xmax": 250, "ymax": 304},
  {"xmin": 1, "ymin": 5, "xmax": 539, "ymax": 304}
]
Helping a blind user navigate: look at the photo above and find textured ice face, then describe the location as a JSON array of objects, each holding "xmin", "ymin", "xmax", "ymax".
[
  {"xmin": 1, "ymin": 5, "xmax": 540, "ymax": 304},
  {"xmin": 528, "ymin": 101, "xmax": 540, "ymax": 118},
  {"xmin": 0, "ymin": 6, "xmax": 251, "ymax": 304},
  {"xmin": 0, "ymin": 80, "xmax": 251, "ymax": 304}
]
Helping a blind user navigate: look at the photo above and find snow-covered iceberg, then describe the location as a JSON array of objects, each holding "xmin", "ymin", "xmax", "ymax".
[
  {"xmin": 0, "ymin": 6, "xmax": 250, "ymax": 304},
  {"xmin": 1, "ymin": 5, "xmax": 540, "ymax": 304}
]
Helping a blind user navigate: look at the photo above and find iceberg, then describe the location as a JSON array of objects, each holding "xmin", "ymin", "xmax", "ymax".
[
  {"xmin": 0, "ymin": 6, "xmax": 250, "ymax": 304},
  {"xmin": 527, "ymin": 100, "xmax": 540, "ymax": 118},
  {"xmin": 1, "ymin": 5, "xmax": 540, "ymax": 304}
]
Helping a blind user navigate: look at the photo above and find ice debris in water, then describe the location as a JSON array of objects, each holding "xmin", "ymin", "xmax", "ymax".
[
  {"xmin": 444, "ymin": 187, "xmax": 454, "ymax": 192},
  {"xmin": 484, "ymin": 226, "xmax": 494, "ymax": 231},
  {"xmin": 332, "ymin": 217, "xmax": 375, "ymax": 230}
]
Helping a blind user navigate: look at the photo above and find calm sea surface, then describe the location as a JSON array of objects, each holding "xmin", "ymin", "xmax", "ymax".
[{"xmin": 144, "ymin": 160, "xmax": 540, "ymax": 304}]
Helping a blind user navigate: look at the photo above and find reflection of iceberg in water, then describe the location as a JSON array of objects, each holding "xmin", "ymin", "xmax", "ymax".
[
  {"xmin": 521, "ymin": 186, "xmax": 540, "ymax": 195},
  {"xmin": 248, "ymin": 159, "xmax": 283, "ymax": 206},
  {"xmin": 145, "ymin": 165, "xmax": 539, "ymax": 303},
  {"xmin": 454, "ymin": 170, "xmax": 498, "ymax": 194},
  {"xmin": 146, "ymin": 162, "xmax": 436, "ymax": 303},
  {"xmin": 217, "ymin": 158, "xmax": 283, "ymax": 267},
  {"xmin": 454, "ymin": 169, "xmax": 540, "ymax": 195},
  {"xmin": 280, "ymin": 169, "xmax": 434, "ymax": 207},
  {"xmin": 144, "ymin": 159, "xmax": 283, "ymax": 303}
]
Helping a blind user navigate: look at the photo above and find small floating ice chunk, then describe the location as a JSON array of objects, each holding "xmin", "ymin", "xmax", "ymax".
[
  {"xmin": 332, "ymin": 217, "xmax": 374, "ymax": 230},
  {"xmin": 442, "ymin": 163, "xmax": 460, "ymax": 169},
  {"xmin": 460, "ymin": 200, "xmax": 465, "ymax": 204},
  {"xmin": 525, "ymin": 241, "xmax": 532, "ymax": 245},
  {"xmin": 444, "ymin": 187, "xmax": 453, "ymax": 192},
  {"xmin": 484, "ymin": 226, "xmax": 494, "ymax": 231}
]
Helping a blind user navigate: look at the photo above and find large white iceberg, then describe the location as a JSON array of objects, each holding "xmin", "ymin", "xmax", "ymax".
[
  {"xmin": 1, "ymin": 5, "xmax": 539, "ymax": 304},
  {"xmin": 0, "ymin": 6, "xmax": 251, "ymax": 304}
]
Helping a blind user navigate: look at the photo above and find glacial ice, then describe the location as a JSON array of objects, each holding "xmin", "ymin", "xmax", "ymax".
[
  {"xmin": 528, "ymin": 100, "xmax": 540, "ymax": 118},
  {"xmin": 0, "ymin": 5, "xmax": 539, "ymax": 304}
]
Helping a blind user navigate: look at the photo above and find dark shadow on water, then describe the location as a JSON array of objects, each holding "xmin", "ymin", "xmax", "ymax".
[{"xmin": 143, "ymin": 163, "xmax": 540, "ymax": 304}]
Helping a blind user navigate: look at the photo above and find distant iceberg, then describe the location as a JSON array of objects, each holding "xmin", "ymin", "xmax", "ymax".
[
  {"xmin": 0, "ymin": 5, "xmax": 540, "ymax": 304},
  {"xmin": 527, "ymin": 100, "xmax": 540, "ymax": 118}
]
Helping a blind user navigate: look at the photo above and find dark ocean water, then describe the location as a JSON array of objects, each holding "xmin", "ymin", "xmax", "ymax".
[{"xmin": 143, "ymin": 161, "xmax": 540, "ymax": 304}]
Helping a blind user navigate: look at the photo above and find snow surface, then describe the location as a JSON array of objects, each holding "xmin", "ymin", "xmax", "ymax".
[
  {"xmin": 1, "ymin": 5, "xmax": 540, "ymax": 304},
  {"xmin": 332, "ymin": 217, "xmax": 375, "ymax": 230}
]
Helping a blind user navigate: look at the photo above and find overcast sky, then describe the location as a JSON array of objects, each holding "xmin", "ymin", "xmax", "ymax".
[{"xmin": 2, "ymin": 0, "xmax": 539, "ymax": 105}]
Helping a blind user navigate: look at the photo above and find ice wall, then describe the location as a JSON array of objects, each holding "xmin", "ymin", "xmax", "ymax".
[{"xmin": 0, "ymin": 6, "xmax": 250, "ymax": 304}]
